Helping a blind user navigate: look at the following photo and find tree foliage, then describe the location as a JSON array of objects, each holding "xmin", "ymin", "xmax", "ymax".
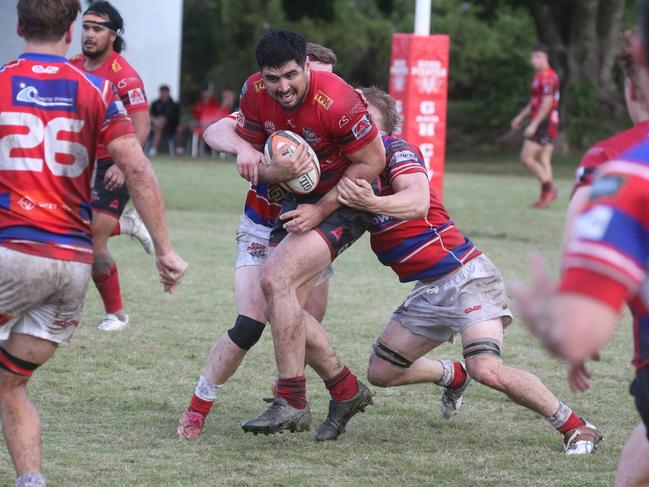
[{"xmin": 181, "ymin": 0, "xmax": 634, "ymax": 149}]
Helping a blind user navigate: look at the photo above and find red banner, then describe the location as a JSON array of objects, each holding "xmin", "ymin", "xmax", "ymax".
[{"xmin": 389, "ymin": 33, "xmax": 449, "ymax": 199}]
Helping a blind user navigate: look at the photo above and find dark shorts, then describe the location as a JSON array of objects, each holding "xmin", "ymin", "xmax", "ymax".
[
  {"xmin": 527, "ymin": 119, "xmax": 557, "ymax": 146},
  {"xmin": 91, "ymin": 159, "xmax": 130, "ymax": 218},
  {"xmin": 631, "ymin": 366, "xmax": 649, "ymax": 441},
  {"xmin": 269, "ymin": 193, "xmax": 371, "ymax": 261}
]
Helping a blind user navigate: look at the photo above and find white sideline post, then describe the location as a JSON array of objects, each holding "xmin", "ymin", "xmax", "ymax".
[{"xmin": 414, "ymin": 0, "xmax": 432, "ymax": 35}]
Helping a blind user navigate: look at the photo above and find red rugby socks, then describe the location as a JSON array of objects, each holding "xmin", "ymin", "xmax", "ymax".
[
  {"xmin": 448, "ymin": 361, "xmax": 468, "ymax": 389},
  {"xmin": 275, "ymin": 376, "xmax": 307, "ymax": 409},
  {"xmin": 110, "ymin": 222, "xmax": 121, "ymax": 236},
  {"xmin": 92, "ymin": 263, "xmax": 123, "ymax": 314},
  {"xmin": 324, "ymin": 366, "xmax": 359, "ymax": 403},
  {"xmin": 548, "ymin": 402, "xmax": 585, "ymax": 433}
]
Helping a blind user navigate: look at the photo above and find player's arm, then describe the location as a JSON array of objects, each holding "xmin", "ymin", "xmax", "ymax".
[
  {"xmin": 130, "ymin": 110, "xmax": 151, "ymax": 146},
  {"xmin": 337, "ymin": 171, "xmax": 430, "ymax": 220},
  {"xmin": 107, "ymin": 135, "xmax": 187, "ymax": 291},
  {"xmin": 511, "ymin": 102, "xmax": 531, "ymax": 130},
  {"xmin": 204, "ymin": 116, "xmax": 311, "ymax": 184},
  {"xmin": 314, "ymin": 133, "xmax": 386, "ymax": 218}
]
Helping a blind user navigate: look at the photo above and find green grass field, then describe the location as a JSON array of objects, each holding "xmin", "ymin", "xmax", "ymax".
[{"xmin": 4, "ymin": 155, "xmax": 638, "ymax": 486}]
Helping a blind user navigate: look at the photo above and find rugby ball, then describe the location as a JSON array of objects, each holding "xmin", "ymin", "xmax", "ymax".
[{"xmin": 264, "ymin": 130, "xmax": 320, "ymax": 194}]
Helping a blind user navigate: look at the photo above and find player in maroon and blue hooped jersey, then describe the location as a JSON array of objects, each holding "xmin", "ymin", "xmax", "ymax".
[
  {"xmin": 0, "ymin": 2, "xmax": 187, "ymax": 485},
  {"xmin": 338, "ymin": 87, "xmax": 601, "ymax": 455}
]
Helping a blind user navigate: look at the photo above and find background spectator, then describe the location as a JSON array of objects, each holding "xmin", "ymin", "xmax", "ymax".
[{"xmin": 148, "ymin": 84, "xmax": 180, "ymax": 156}]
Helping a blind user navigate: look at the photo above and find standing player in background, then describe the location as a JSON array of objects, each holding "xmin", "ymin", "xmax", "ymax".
[
  {"xmin": 340, "ymin": 87, "xmax": 601, "ymax": 455},
  {"xmin": 0, "ymin": 1, "xmax": 187, "ymax": 485},
  {"xmin": 70, "ymin": 1, "xmax": 155, "ymax": 332},
  {"xmin": 236, "ymin": 29, "xmax": 386, "ymax": 437},
  {"xmin": 511, "ymin": 43, "xmax": 560, "ymax": 209},
  {"xmin": 177, "ymin": 43, "xmax": 348, "ymax": 440}
]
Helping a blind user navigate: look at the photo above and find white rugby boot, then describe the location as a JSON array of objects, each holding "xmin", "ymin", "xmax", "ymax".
[
  {"xmin": 97, "ymin": 313, "xmax": 130, "ymax": 332},
  {"xmin": 563, "ymin": 420, "xmax": 603, "ymax": 455},
  {"xmin": 440, "ymin": 360, "xmax": 472, "ymax": 419},
  {"xmin": 120, "ymin": 208, "xmax": 154, "ymax": 255}
]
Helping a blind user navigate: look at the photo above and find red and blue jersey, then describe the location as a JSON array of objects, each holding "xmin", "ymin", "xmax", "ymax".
[
  {"xmin": 369, "ymin": 134, "xmax": 480, "ymax": 282},
  {"xmin": 0, "ymin": 52, "xmax": 135, "ymax": 264},
  {"xmin": 561, "ymin": 141, "xmax": 649, "ymax": 371},
  {"xmin": 244, "ymin": 183, "xmax": 284, "ymax": 227}
]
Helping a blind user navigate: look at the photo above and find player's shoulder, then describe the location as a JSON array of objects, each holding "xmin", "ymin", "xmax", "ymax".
[
  {"xmin": 383, "ymin": 134, "xmax": 425, "ymax": 166},
  {"xmin": 241, "ymin": 71, "xmax": 266, "ymax": 98},
  {"xmin": 69, "ymin": 53, "xmax": 85, "ymax": 66}
]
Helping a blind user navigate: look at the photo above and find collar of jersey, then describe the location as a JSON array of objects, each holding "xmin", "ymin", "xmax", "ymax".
[{"xmin": 19, "ymin": 52, "xmax": 68, "ymax": 63}]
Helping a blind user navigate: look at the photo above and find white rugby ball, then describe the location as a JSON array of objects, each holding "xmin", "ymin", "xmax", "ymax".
[{"xmin": 264, "ymin": 130, "xmax": 320, "ymax": 194}]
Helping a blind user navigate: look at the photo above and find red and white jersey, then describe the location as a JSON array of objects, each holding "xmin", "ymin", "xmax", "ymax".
[
  {"xmin": 236, "ymin": 70, "xmax": 379, "ymax": 196},
  {"xmin": 0, "ymin": 52, "xmax": 135, "ymax": 263},
  {"xmin": 571, "ymin": 120, "xmax": 649, "ymax": 197},
  {"xmin": 70, "ymin": 51, "xmax": 147, "ymax": 161},
  {"xmin": 561, "ymin": 141, "xmax": 649, "ymax": 371},
  {"xmin": 369, "ymin": 135, "xmax": 480, "ymax": 282},
  {"xmin": 530, "ymin": 67, "xmax": 560, "ymax": 137}
]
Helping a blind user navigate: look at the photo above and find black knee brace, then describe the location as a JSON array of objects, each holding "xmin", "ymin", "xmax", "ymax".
[
  {"xmin": 0, "ymin": 347, "xmax": 40, "ymax": 377},
  {"xmin": 372, "ymin": 339, "xmax": 413, "ymax": 368},
  {"xmin": 227, "ymin": 315, "xmax": 265, "ymax": 350},
  {"xmin": 463, "ymin": 340, "xmax": 501, "ymax": 359}
]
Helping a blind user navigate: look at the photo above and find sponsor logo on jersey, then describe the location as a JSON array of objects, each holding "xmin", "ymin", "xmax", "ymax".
[
  {"xmin": 111, "ymin": 59, "xmax": 122, "ymax": 72},
  {"xmin": 464, "ymin": 305, "xmax": 482, "ymax": 314},
  {"xmin": 268, "ymin": 185, "xmax": 285, "ymax": 202},
  {"xmin": 12, "ymin": 76, "xmax": 77, "ymax": 112},
  {"xmin": 590, "ymin": 175, "xmax": 626, "ymax": 199},
  {"xmin": 352, "ymin": 114, "xmax": 372, "ymax": 140},
  {"xmin": 338, "ymin": 115, "xmax": 350, "ymax": 128},
  {"xmin": 117, "ymin": 79, "xmax": 128, "ymax": 89},
  {"xmin": 574, "ymin": 205, "xmax": 614, "ymax": 241},
  {"xmin": 314, "ymin": 90, "xmax": 333, "ymax": 110},
  {"xmin": 31, "ymin": 65, "xmax": 59, "ymax": 75},
  {"xmin": 389, "ymin": 150, "xmax": 418, "ymax": 167},
  {"xmin": 128, "ymin": 88, "xmax": 146, "ymax": 106},
  {"xmin": 329, "ymin": 227, "xmax": 343, "ymax": 242},
  {"xmin": 264, "ymin": 120, "xmax": 276, "ymax": 134},
  {"xmin": 240, "ymin": 81, "xmax": 248, "ymax": 97},
  {"xmin": 254, "ymin": 79, "xmax": 265, "ymax": 93},
  {"xmin": 348, "ymin": 101, "xmax": 365, "ymax": 115},
  {"xmin": 237, "ymin": 111, "xmax": 245, "ymax": 128},
  {"xmin": 302, "ymin": 127, "xmax": 321, "ymax": 146},
  {"xmin": 18, "ymin": 196, "xmax": 34, "ymax": 211}
]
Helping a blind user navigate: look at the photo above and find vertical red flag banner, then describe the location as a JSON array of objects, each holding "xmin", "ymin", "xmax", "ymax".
[{"xmin": 389, "ymin": 33, "xmax": 450, "ymax": 199}]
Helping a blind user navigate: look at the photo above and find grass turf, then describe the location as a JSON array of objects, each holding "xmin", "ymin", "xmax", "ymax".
[{"xmin": 4, "ymin": 155, "xmax": 637, "ymax": 486}]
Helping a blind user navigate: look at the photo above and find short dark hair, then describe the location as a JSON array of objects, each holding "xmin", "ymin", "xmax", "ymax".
[
  {"xmin": 256, "ymin": 29, "xmax": 307, "ymax": 69},
  {"xmin": 159, "ymin": 85, "xmax": 170, "ymax": 92},
  {"xmin": 17, "ymin": 0, "xmax": 81, "ymax": 42},
  {"xmin": 361, "ymin": 86, "xmax": 401, "ymax": 135},
  {"xmin": 531, "ymin": 42, "xmax": 550, "ymax": 56},
  {"xmin": 306, "ymin": 42, "xmax": 337, "ymax": 67},
  {"xmin": 84, "ymin": 1, "xmax": 125, "ymax": 53}
]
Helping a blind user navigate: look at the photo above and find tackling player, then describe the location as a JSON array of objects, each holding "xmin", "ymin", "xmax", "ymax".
[
  {"xmin": 511, "ymin": 43, "xmax": 560, "ymax": 208},
  {"xmin": 177, "ymin": 43, "xmax": 344, "ymax": 440},
  {"xmin": 338, "ymin": 87, "xmax": 602, "ymax": 454},
  {"xmin": 70, "ymin": 1, "xmax": 154, "ymax": 332},
  {"xmin": 234, "ymin": 29, "xmax": 386, "ymax": 436},
  {"xmin": 512, "ymin": 6, "xmax": 649, "ymax": 483},
  {"xmin": 0, "ymin": 1, "xmax": 187, "ymax": 485}
]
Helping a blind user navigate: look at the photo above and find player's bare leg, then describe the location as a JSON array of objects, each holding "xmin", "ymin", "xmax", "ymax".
[
  {"xmin": 616, "ymin": 423, "xmax": 649, "ymax": 486},
  {"xmin": 91, "ymin": 212, "xmax": 129, "ymax": 331},
  {"xmin": 536, "ymin": 143, "xmax": 558, "ymax": 208},
  {"xmin": 520, "ymin": 140, "xmax": 555, "ymax": 207},
  {"xmin": 0, "ymin": 333, "xmax": 57, "ymax": 486},
  {"xmin": 366, "ymin": 320, "xmax": 470, "ymax": 419},
  {"xmin": 461, "ymin": 319, "xmax": 602, "ymax": 454}
]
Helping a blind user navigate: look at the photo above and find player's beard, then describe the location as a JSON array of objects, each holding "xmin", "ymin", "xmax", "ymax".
[{"xmin": 82, "ymin": 42, "xmax": 110, "ymax": 60}]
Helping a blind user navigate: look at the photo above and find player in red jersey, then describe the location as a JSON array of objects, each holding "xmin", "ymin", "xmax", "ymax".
[
  {"xmin": 512, "ymin": 10, "xmax": 649, "ymax": 482},
  {"xmin": 177, "ymin": 44, "xmax": 341, "ymax": 440},
  {"xmin": 0, "ymin": 2, "xmax": 187, "ymax": 485},
  {"xmin": 563, "ymin": 30, "xmax": 649, "ymax": 252},
  {"xmin": 339, "ymin": 87, "xmax": 601, "ymax": 454},
  {"xmin": 233, "ymin": 30, "xmax": 385, "ymax": 436},
  {"xmin": 69, "ymin": 2, "xmax": 154, "ymax": 332},
  {"xmin": 511, "ymin": 43, "xmax": 560, "ymax": 208}
]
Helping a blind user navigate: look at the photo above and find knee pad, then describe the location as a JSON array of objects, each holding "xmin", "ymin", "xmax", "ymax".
[
  {"xmin": 227, "ymin": 315, "xmax": 265, "ymax": 350},
  {"xmin": 372, "ymin": 339, "xmax": 413, "ymax": 369},
  {"xmin": 0, "ymin": 347, "xmax": 40, "ymax": 377},
  {"xmin": 463, "ymin": 340, "xmax": 501, "ymax": 359}
]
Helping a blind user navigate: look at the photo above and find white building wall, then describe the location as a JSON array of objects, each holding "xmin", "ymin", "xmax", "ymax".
[{"xmin": 0, "ymin": 0, "xmax": 184, "ymax": 102}]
